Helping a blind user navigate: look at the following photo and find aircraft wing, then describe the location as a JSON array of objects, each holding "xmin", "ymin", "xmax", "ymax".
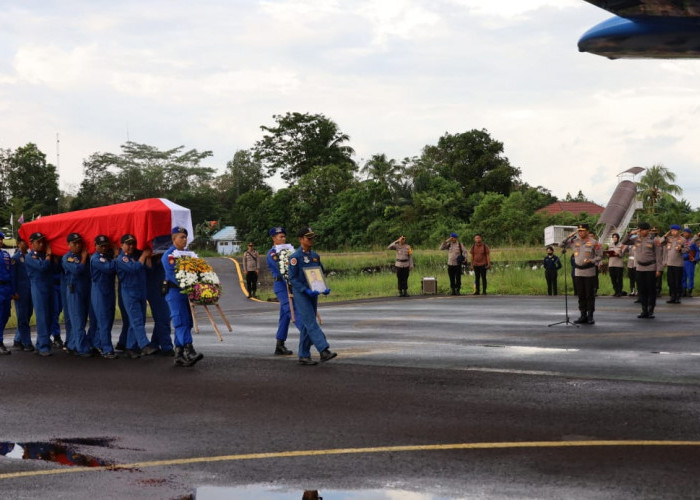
[
  {"xmin": 579, "ymin": 0, "xmax": 700, "ymax": 58},
  {"xmin": 583, "ymin": 0, "xmax": 700, "ymax": 18}
]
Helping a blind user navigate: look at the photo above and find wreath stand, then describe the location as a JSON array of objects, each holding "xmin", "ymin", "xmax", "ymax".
[{"xmin": 189, "ymin": 301, "xmax": 232, "ymax": 341}]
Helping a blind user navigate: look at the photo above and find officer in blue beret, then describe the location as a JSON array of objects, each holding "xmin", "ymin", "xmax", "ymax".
[
  {"xmin": 162, "ymin": 226, "xmax": 203, "ymax": 367},
  {"xmin": 24, "ymin": 232, "xmax": 55, "ymax": 355},
  {"xmin": 0, "ymin": 231, "xmax": 16, "ymax": 354},
  {"xmin": 266, "ymin": 226, "xmax": 298, "ymax": 356},
  {"xmin": 11, "ymin": 237, "xmax": 34, "ymax": 352},
  {"xmin": 91, "ymin": 235, "xmax": 118, "ymax": 358}
]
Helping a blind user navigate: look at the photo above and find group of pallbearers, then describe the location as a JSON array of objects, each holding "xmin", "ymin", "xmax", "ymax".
[
  {"xmin": 561, "ymin": 222, "xmax": 700, "ymax": 324},
  {"xmin": 0, "ymin": 227, "xmax": 203, "ymax": 367}
]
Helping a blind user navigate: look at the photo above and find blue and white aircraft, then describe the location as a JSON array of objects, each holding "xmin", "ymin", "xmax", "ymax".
[{"xmin": 579, "ymin": 0, "xmax": 700, "ymax": 59}]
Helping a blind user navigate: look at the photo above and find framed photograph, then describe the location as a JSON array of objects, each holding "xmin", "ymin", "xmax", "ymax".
[{"xmin": 303, "ymin": 266, "xmax": 327, "ymax": 293}]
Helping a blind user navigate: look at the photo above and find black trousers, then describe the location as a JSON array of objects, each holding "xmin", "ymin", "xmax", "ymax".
[
  {"xmin": 545, "ymin": 269, "xmax": 558, "ymax": 295},
  {"xmin": 447, "ymin": 265, "xmax": 462, "ymax": 290},
  {"xmin": 246, "ymin": 271, "xmax": 258, "ymax": 295},
  {"xmin": 574, "ymin": 275, "xmax": 596, "ymax": 312},
  {"xmin": 636, "ymin": 270, "xmax": 657, "ymax": 312},
  {"xmin": 473, "ymin": 265, "xmax": 487, "ymax": 293},
  {"xmin": 609, "ymin": 266, "xmax": 624, "ymax": 295},
  {"xmin": 667, "ymin": 265, "xmax": 683, "ymax": 298},
  {"xmin": 396, "ymin": 267, "xmax": 410, "ymax": 291},
  {"xmin": 628, "ymin": 267, "xmax": 636, "ymax": 291}
]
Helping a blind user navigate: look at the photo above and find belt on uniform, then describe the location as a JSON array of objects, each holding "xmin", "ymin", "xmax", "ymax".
[
  {"xmin": 396, "ymin": 259, "xmax": 409, "ymax": 262},
  {"xmin": 0, "ymin": 280, "xmax": 9, "ymax": 285}
]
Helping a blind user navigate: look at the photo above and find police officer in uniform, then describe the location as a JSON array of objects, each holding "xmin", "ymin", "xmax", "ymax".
[
  {"xmin": 12, "ymin": 237, "xmax": 34, "ymax": 351},
  {"xmin": 115, "ymin": 234, "xmax": 158, "ymax": 358},
  {"xmin": 243, "ymin": 243, "xmax": 261, "ymax": 298},
  {"xmin": 162, "ymin": 226, "xmax": 204, "ymax": 367},
  {"xmin": 388, "ymin": 236, "xmax": 413, "ymax": 297},
  {"xmin": 561, "ymin": 223, "xmax": 602, "ymax": 324},
  {"xmin": 146, "ymin": 252, "xmax": 174, "ymax": 356},
  {"xmin": 623, "ymin": 222, "xmax": 663, "ymax": 318},
  {"xmin": 0, "ymin": 231, "xmax": 16, "ymax": 354},
  {"xmin": 288, "ymin": 227, "xmax": 337, "ymax": 365},
  {"xmin": 90, "ymin": 235, "xmax": 118, "ymax": 358},
  {"xmin": 266, "ymin": 227, "xmax": 296, "ymax": 355},
  {"xmin": 661, "ymin": 224, "xmax": 685, "ymax": 304},
  {"xmin": 62, "ymin": 233, "xmax": 93, "ymax": 356},
  {"xmin": 24, "ymin": 232, "xmax": 55, "ymax": 356},
  {"xmin": 681, "ymin": 228, "xmax": 699, "ymax": 296},
  {"xmin": 440, "ymin": 232, "xmax": 466, "ymax": 295}
]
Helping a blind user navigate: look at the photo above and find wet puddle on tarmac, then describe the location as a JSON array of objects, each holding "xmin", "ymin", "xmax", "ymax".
[
  {"xmin": 0, "ymin": 437, "xmax": 119, "ymax": 467},
  {"xmin": 196, "ymin": 486, "xmax": 458, "ymax": 499}
]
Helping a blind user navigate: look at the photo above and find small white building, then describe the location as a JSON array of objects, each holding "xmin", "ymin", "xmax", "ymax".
[{"xmin": 211, "ymin": 226, "xmax": 241, "ymax": 255}]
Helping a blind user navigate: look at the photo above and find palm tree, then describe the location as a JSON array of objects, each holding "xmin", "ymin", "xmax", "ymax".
[{"xmin": 636, "ymin": 164, "xmax": 682, "ymax": 214}]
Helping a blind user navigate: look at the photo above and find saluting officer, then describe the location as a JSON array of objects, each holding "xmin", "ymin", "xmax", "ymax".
[
  {"xmin": 24, "ymin": 232, "xmax": 55, "ymax": 356},
  {"xmin": 660, "ymin": 224, "xmax": 685, "ymax": 304},
  {"xmin": 440, "ymin": 232, "xmax": 466, "ymax": 295},
  {"xmin": 0, "ymin": 231, "xmax": 16, "ymax": 354},
  {"xmin": 288, "ymin": 227, "xmax": 337, "ymax": 365},
  {"xmin": 90, "ymin": 235, "xmax": 118, "ymax": 358},
  {"xmin": 243, "ymin": 242, "xmax": 261, "ymax": 298},
  {"xmin": 115, "ymin": 234, "xmax": 158, "ymax": 358},
  {"xmin": 162, "ymin": 226, "xmax": 204, "ymax": 367},
  {"xmin": 561, "ymin": 223, "xmax": 602, "ymax": 324},
  {"xmin": 62, "ymin": 233, "xmax": 93, "ymax": 356},
  {"xmin": 388, "ymin": 236, "xmax": 413, "ymax": 297},
  {"xmin": 12, "ymin": 237, "xmax": 34, "ymax": 351},
  {"xmin": 266, "ymin": 227, "xmax": 297, "ymax": 356},
  {"xmin": 623, "ymin": 222, "xmax": 663, "ymax": 318}
]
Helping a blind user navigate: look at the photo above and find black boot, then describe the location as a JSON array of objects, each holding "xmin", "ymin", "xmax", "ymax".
[
  {"xmin": 586, "ymin": 311, "xmax": 595, "ymax": 325},
  {"xmin": 274, "ymin": 340, "xmax": 293, "ymax": 355},
  {"xmin": 573, "ymin": 312, "xmax": 587, "ymax": 324},
  {"xmin": 174, "ymin": 347, "xmax": 188, "ymax": 367},
  {"xmin": 638, "ymin": 307, "xmax": 649, "ymax": 319},
  {"xmin": 183, "ymin": 344, "xmax": 204, "ymax": 366},
  {"xmin": 647, "ymin": 307, "xmax": 655, "ymax": 319}
]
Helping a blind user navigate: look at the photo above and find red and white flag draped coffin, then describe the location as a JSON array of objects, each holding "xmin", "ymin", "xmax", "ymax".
[{"xmin": 18, "ymin": 198, "xmax": 194, "ymax": 256}]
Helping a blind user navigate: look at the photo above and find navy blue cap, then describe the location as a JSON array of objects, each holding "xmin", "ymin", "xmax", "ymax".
[
  {"xmin": 120, "ymin": 234, "xmax": 136, "ymax": 244},
  {"xmin": 29, "ymin": 232, "xmax": 46, "ymax": 242},
  {"xmin": 670, "ymin": 224, "xmax": 681, "ymax": 230},
  {"xmin": 171, "ymin": 226, "xmax": 188, "ymax": 236},
  {"xmin": 450, "ymin": 232, "xmax": 458, "ymax": 238},
  {"xmin": 683, "ymin": 227, "xmax": 692, "ymax": 233},
  {"xmin": 297, "ymin": 226, "xmax": 316, "ymax": 238},
  {"xmin": 0, "ymin": 231, "xmax": 4, "ymax": 239},
  {"xmin": 269, "ymin": 227, "xmax": 286, "ymax": 236},
  {"xmin": 95, "ymin": 235, "xmax": 110, "ymax": 246},
  {"xmin": 577, "ymin": 223, "xmax": 589, "ymax": 231},
  {"xmin": 66, "ymin": 232, "xmax": 82, "ymax": 243}
]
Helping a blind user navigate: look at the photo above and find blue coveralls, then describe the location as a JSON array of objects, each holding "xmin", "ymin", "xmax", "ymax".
[
  {"xmin": 146, "ymin": 257, "xmax": 173, "ymax": 352},
  {"xmin": 115, "ymin": 250, "xmax": 150, "ymax": 350},
  {"xmin": 90, "ymin": 251, "xmax": 116, "ymax": 354},
  {"xmin": 682, "ymin": 240, "xmax": 699, "ymax": 292},
  {"xmin": 11, "ymin": 249, "xmax": 32, "ymax": 348},
  {"xmin": 24, "ymin": 250, "xmax": 54, "ymax": 354},
  {"xmin": 288, "ymin": 247, "xmax": 330, "ymax": 358},
  {"xmin": 266, "ymin": 247, "xmax": 300, "ymax": 342},
  {"xmin": 162, "ymin": 245, "xmax": 193, "ymax": 347},
  {"xmin": 0, "ymin": 249, "xmax": 15, "ymax": 345},
  {"xmin": 53, "ymin": 265, "xmax": 68, "ymax": 344},
  {"xmin": 63, "ymin": 252, "xmax": 93, "ymax": 355}
]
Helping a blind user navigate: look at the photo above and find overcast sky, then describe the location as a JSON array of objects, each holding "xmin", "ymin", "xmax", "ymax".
[{"xmin": 3, "ymin": 0, "xmax": 700, "ymax": 207}]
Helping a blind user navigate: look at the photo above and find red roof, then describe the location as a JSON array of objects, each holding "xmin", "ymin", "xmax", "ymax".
[{"xmin": 536, "ymin": 201, "xmax": 605, "ymax": 216}]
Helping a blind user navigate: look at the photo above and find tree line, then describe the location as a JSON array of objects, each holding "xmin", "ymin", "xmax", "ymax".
[{"xmin": 0, "ymin": 112, "xmax": 695, "ymax": 249}]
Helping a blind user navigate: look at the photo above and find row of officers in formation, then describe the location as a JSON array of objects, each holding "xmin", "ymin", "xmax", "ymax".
[
  {"xmin": 0, "ymin": 227, "xmax": 203, "ymax": 367},
  {"xmin": 558, "ymin": 222, "xmax": 700, "ymax": 324}
]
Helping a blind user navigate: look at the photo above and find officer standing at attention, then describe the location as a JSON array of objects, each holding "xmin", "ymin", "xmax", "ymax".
[
  {"xmin": 388, "ymin": 235, "xmax": 413, "ymax": 297},
  {"xmin": 12, "ymin": 237, "xmax": 34, "ymax": 351},
  {"xmin": 288, "ymin": 227, "xmax": 337, "ymax": 365},
  {"xmin": 62, "ymin": 233, "xmax": 93, "ymax": 357},
  {"xmin": 162, "ymin": 226, "xmax": 204, "ymax": 367},
  {"xmin": 561, "ymin": 223, "xmax": 602, "ymax": 324},
  {"xmin": 243, "ymin": 242, "xmax": 261, "ymax": 298},
  {"xmin": 24, "ymin": 232, "xmax": 55, "ymax": 356},
  {"xmin": 623, "ymin": 222, "xmax": 663, "ymax": 318},
  {"xmin": 90, "ymin": 235, "xmax": 118, "ymax": 359},
  {"xmin": 146, "ymin": 252, "xmax": 175, "ymax": 356},
  {"xmin": 266, "ymin": 227, "xmax": 296, "ymax": 356},
  {"xmin": 660, "ymin": 224, "xmax": 685, "ymax": 304},
  {"xmin": 0, "ymin": 231, "xmax": 16, "ymax": 354},
  {"xmin": 543, "ymin": 246, "xmax": 562, "ymax": 296},
  {"xmin": 440, "ymin": 232, "xmax": 466, "ymax": 295},
  {"xmin": 681, "ymin": 228, "xmax": 698, "ymax": 296},
  {"xmin": 115, "ymin": 234, "xmax": 158, "ymax": 358},
  {"xmin": 469, "ymin": 234, "xmax": 491, "ymax": 295}
]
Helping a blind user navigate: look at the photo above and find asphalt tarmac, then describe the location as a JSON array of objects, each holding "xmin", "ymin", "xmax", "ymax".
[{"xmin": 1, "ymin": 257, "xmax": 699, "ymax": 499}]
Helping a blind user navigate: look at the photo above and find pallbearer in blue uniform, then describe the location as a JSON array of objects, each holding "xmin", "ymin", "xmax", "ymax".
[
  {"xmin": 90, "ymin": 235, "xmax": 118, "ymax": 359},
  {"xmin": 52, "ymin": 258, "xmax": 67, "ymax": 350},
  {"xmin": 24, "ymin": 232, "xmax": 55, "ymax": 356},
  {"xmin": 266, "ymin": 226, "xmax": 296, "ymax": 356},
  {"xmin": 162, "ymin": 226, "xmax": 203, "ymax": 367},
  {"xmin": 146, "ymin": 254, "xmax": 174, "ymax": 356},
  {"xmin": 0, "ymin": 231, "xmax": 16, "ymax": 355},
  {"xmin": 62, "ymin": 233, "xmax": 93, "ymax": 356},
  {"xmin": 12, "ymin": 238, "xmax": 34, "ymax": 351},
  {"xmin": 288, "ymin": 227, "xmax": 337, "ymax": 366},
  {"xmin": 115, "ymin": 234, "xmax": 158, "ymax": 358}
]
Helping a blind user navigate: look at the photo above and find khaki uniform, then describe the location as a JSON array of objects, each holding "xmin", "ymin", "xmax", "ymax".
[
  {"xmin": 623, "ymin": 233, "xmax": 662, "ymax": 315},
  {"xmin": 388, "ymin": 240, "xmax": 413, "ymax": 296},
  {"xmin": 561, "ymin": 234, "xmax": 602, "ymax": 319},
  {"xmin": 439, "ymin": 240, "xmax": 466, "ymax": 266},
  {"xmin": 243, "ymin": 250, "xmax": 260, "ymax": 273},
  {"xmin": 661, "ymin": 234, "xmax": 685, "ymax": 302},
  {"xmin": 440, "ymin": 239, "xmax": 466, "ymax": 294}
]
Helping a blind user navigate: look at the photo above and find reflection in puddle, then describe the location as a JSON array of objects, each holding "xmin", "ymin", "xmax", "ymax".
[
  {"xmin": 0, "ymin": 438, "xmax": 117, "ymax": 467},
  {"xmin": 196, "ymin": 486, "xmax": 458, "ymax": 499}
]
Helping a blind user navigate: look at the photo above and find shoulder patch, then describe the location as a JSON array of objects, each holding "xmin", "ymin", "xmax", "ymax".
[
  {"xmin": 290, "ymin": 257, "xmax": 297, "ymax": 266},
  {"xmin": 122, "ymin": 256, "xmax": 129, "ymax": 263}
]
